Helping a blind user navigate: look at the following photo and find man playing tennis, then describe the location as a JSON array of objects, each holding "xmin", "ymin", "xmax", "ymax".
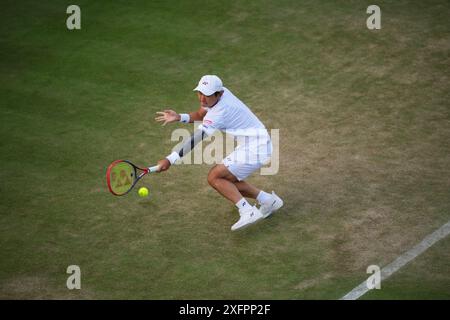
[{"xmin": 155, "ymin": 75, "xmax": 283, "ymax": 231}]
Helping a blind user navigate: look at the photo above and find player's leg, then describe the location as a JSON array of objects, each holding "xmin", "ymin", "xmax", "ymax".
[
  {"xmin": 221, "ymin": 154, "xmax": 283, "ymax": 219},
  {"xmin": 207, "ymin": 164, "xmax": 242, "ymax": 203},
  {"xmin": 233, "ymin": 180, "xmax": 283, "ymax": 218},
  {"xmin": 207, "ymin": 164, "xmax": 263, "ymax": 231},
  {"xmin": 207, "ymin": 164, "xmax": 269, "ymax": 204},
  {"xmin": 206, "ymin": 165, "xmax": 264, "ymax": 202},
  {"xmin": 233, "ymin": 180, "xmax": 260, "ymax": 199}
]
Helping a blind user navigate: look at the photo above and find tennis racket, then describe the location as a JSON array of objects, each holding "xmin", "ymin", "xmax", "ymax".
[{"xmin": 106, "ymin": 160, "xmax": 159, "ymax": 196}]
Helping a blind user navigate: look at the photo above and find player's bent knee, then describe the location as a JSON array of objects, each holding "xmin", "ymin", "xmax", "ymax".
[
  {"xmin": 207, "ymin": 174, "xmax": 215, "ymax": 187},
  {"xmin": 207, "ymin": 171, "xmax": 219, "ymax": 188},
  {"xmin": 207, "ymin": 164, "xmax": 237, "ymax": 188}
]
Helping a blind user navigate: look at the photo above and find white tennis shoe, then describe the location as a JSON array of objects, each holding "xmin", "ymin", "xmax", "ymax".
[
  {"xmin": 231, "ymin": 206, "xmax": 264, "ymax": 231},
  {"xmin": 259, "ymin": 191, "xmax": 284, "ymax": 218}
]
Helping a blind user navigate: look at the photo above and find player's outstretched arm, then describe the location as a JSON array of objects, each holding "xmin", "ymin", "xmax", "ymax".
[
  {"xmin": 156, "ymin": 129, "xmax": 207, "ymax": 172},
  {"xmin": 188, "ymin": 106, "xmax": 207, "ymax": 122},
  {"xmin": 155, "ymin": 107, "xmax": 207, "ymax": 125},
  {"xmin": 155, "ymin": 109, "xmax": 180, "ymax": 125},
  {"xmin": 157, "ymin": 158, "xmax": 171, "ymax": 172}
]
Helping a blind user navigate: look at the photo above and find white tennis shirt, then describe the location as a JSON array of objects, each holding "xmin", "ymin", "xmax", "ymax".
[{"xmin": 199, "ymin": 87, "xmax": 270, "ymax": 146}]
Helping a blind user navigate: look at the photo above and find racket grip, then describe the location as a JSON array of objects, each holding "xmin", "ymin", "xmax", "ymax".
[{"xmin": 148, "ymin": 165, "xmax": 160, "ymax": 173}]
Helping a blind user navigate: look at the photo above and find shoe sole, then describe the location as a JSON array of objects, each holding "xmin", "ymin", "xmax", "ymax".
[{"xmin": 231, "ymin": 215, "xmax": 264, "ymax": 231}]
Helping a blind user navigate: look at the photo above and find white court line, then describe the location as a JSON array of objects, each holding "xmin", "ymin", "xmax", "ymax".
[{"xmin": 340, "ymin": 219, "xmax": 450, "ymax": 300}]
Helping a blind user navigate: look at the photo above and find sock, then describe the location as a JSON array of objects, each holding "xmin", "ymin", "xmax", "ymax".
[
  {"xmin": 257, "ymin": 190, "xmax": 272, "ymax": 204},
  {"xmin": 235, "ymin": 198, "xmax": 250, "ymax": 210}
]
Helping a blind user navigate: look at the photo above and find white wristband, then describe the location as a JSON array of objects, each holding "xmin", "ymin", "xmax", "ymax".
[
  {"xmin": 179, "ymin": 113, "xmax": 190, "ymax": 123},
  {"xmin": 166, "ymin": 151, "xmax": 181, "ymax": 165}
]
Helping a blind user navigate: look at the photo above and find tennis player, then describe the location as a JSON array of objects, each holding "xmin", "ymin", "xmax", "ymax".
[{"xmin": 155, "ymin": 75, "xmax": 283, "ymax": 231}]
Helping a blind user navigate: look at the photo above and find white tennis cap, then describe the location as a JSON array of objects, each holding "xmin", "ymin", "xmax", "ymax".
[{"xmin": 193, "ymin": 75, "xmax": 223, "ymax": 96}]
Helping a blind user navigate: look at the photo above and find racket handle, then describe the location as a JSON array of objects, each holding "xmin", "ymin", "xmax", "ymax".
[{"xmin": 148, "ymin": 165, "xmax": 160, "ymax": 173}]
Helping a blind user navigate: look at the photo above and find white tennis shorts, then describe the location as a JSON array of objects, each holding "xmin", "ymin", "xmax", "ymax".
[{"xmin": 222, "ymin": 137, "xmax": 272, "ymax": 181}]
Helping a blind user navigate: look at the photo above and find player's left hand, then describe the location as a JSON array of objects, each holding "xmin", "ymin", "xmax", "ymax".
[
  {"xmin": 157, "ymin": 158, "xmax": 171, "ymax": 172},
  {"xmin": 155, "ymin": 110, "xmax": 180, "ymax": 125}
]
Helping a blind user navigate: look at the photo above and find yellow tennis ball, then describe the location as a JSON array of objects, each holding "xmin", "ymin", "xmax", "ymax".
[{"xmin": 138, "ymin": 187, "xmax": 149, "ymax": 197}]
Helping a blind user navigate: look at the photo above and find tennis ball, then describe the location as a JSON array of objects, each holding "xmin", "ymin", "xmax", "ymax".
[{"xmin": 138, "ymin": 187, "xmax": 149, "ymax": 197}]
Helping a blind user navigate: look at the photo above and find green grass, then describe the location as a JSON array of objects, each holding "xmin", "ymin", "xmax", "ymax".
[{"xmin": 0, "ymin": 0, "xmax": 449, "ymax": 299}]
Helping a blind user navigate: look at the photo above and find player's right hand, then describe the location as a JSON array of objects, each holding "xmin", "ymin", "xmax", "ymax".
[
  {"xmin": 155, "ymin": 110, "xmax": 180, "ymax": 126},
  {"xmin": 156, "ymin": 159, "xmax": 171, "ymax": 172}
]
